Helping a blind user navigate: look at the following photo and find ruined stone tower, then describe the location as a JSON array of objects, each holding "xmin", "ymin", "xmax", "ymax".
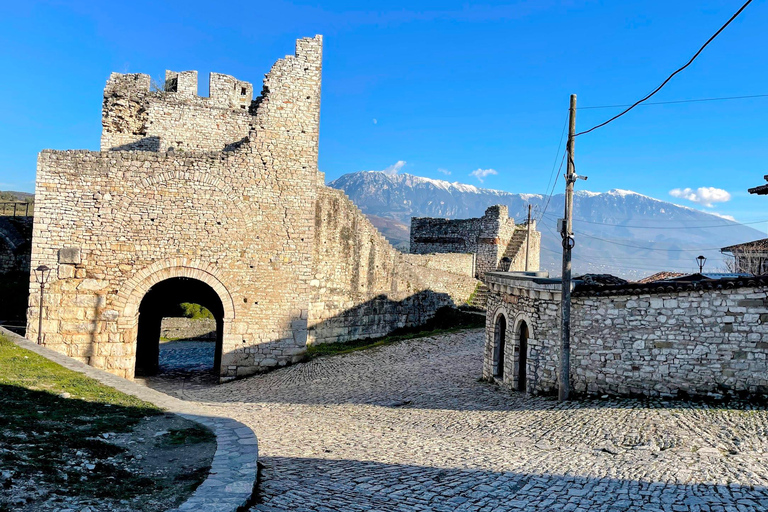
[{"xmin": 27, "ymin": 36, "xmax": 478, "ymax": 381}]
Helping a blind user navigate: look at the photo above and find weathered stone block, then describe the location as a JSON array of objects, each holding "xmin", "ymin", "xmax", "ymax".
[{"xmin": 58, "ymin": 247, "xmax": 81, "ymax": 265}]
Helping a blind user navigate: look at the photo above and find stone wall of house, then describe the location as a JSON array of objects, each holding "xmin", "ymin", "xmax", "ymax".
[
  {"xmin": 483, "ymin": 277, "xmax": 561, "ymax": 392},
  {"xmin": 410, "ymin": 206, "xmax": 539, "ymax": 278},
  {"xmin": 160, "ymin": 317, "xmax": 216, "ymax": 341},
  {"xmin": 28, "ymin": 36, "xmax": 323, "ymax": 380},
  {"xmin": 485, "ymin": 273, "xmax": 768, "ymax": 398},
  {"xmin": 310, "ymin": 187, "xmax": 479, "ymax": 344}
]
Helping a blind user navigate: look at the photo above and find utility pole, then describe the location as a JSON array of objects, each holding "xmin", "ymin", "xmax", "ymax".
[
  {"xmin": 524, "ymin": 204, "xmax": 532, "ymax": 271},
  {"xmin": 559, "ymin": 94, "xmax": 577, "ymax": 402}
]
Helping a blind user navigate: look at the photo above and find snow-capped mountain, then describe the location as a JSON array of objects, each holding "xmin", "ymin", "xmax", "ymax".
[{"xmin": 328, "ymin": 171, "xmax": 766, "ymax": 280}]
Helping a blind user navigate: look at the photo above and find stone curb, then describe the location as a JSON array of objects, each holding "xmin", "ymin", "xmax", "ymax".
[{"xmin": 0, "ymin": 327, "xmax": 259, "ymax": 512}]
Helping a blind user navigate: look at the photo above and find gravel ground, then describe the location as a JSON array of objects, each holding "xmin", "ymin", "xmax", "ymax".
[{"xmin": 145, "ymin": 329, "xmax": 768, "ymax": 511}]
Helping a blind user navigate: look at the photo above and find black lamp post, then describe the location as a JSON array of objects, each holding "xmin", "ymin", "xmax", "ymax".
[
  {"xmin": 34, "ymin": 265, "xmax": 51, "ymax": 345},
  {"xmin": 696, "ymin": 255, "xmax": 707, "ymax": 274}
]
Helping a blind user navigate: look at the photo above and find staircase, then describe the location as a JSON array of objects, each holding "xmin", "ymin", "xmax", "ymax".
[
  {"xmin": 500, "ymin": 226, "xmax": 531, "ymax": 270},
  {"xmin": 467, "ymin": 282, "xmax": 489, "ymax": 310}
]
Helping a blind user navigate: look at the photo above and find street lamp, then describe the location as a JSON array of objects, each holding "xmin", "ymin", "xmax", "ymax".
[
  {"xmin": 34, "ymin": 265, "xmax": 51, "ymax": 345},
  {"xmin": 696, "ymin": 255, "xmax": 707, "ymax": 274}
]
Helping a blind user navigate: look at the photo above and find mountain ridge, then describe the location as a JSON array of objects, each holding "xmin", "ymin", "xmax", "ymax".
[{"xmin": 327, "ymin": 171, "xmax": 765, "ymax": 279}]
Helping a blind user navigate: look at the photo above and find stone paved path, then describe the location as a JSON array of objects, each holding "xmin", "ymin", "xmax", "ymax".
[{"xmin": 146, "ymin": 330, "xmax": 768, "ymax": 511}]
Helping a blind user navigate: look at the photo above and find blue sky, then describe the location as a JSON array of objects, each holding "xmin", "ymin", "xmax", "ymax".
[{"xmin": 1, "ymin": 1, "xmax": 766, "ymax": 229}]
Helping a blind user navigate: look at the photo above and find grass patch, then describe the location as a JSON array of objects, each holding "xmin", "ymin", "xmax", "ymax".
[
  {"xmin": 0, "ymin": 335, "xmax": 162, "ymax": 500},
  {"xmin": 177, "ymin": 302, "xmax": 214, "ymax": 320},
  {"xmin": 161, "ymin": 425, "xmax": 216, "ymax": 446},
  {"xmin": 306, "ymin": 306, "xmax": 484, "ymax": 359}
]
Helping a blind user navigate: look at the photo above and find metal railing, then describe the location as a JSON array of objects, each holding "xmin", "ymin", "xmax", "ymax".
[{"xmin": 0, "ymin": 201, "xmax": 33, "ymax": 217}]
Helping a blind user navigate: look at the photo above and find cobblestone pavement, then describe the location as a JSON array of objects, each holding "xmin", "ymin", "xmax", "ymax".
[
  {"xmin": 146, "ymin": 330, "xmax": 768, "ymax": 511},
  {"xmin": 158, "ymin": 339, "xmax": 216, "ymax": 373}
]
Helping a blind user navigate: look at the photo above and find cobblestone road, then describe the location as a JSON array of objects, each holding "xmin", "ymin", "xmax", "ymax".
[{"xmin": 147, "ymin": 330, "xmax": 768, "ymax": 511}]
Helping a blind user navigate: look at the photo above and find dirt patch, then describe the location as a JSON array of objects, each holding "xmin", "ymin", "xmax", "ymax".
[{"xmin": 1, "ymin": 413, "xmax": 215, "ymax": 512}]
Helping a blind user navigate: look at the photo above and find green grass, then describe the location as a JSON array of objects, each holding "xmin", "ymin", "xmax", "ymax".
[
  {"xmin": 306, "ymin": 306, "xmax": 484, "ymax": 359},
  {"xmin": 0, "ymin": 335, "xmax": 162, "ymax": 499}
]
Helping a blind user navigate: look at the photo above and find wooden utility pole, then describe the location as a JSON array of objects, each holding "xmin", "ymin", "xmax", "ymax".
[
  {"xmin": 559, "ymin": 94, "xmax": 577, "ymax": 402},
  {"xmin": 524, "ymin": 204, "xmax": 532, "ymax": 271}
]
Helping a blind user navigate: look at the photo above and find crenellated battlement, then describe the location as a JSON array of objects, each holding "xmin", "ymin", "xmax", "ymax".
[{"xmin": 100, "ymin": 35, "xmax": 322, "ymax": 153}]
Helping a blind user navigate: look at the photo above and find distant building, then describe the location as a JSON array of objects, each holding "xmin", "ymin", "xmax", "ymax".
[
  {"xmin": 721, "ymin": 239, "xmax": 768, "ymax": 276},
  {"xmin": 410, "ymin": 205, "xmax": 540, "ymax": 279}
]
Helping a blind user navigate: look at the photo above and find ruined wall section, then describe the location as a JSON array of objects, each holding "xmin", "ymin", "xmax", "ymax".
[
  {"xmin": 310, "ymin": 187, "xmax": 479, "ymax": 344},
  {"xmin": 411, "ymin": 206, "xmax": 538, "ymax": 278},
  {"xmin": 101, "ymin": 70, "xmax": 255, "ymax": 152}
]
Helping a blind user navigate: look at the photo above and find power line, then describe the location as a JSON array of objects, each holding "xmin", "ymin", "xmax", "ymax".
[
  {"xmin": 574, "ymin": 231, "xmax": 729, "ymax": 252},
  {"xmin": 537, "ymin": 150, "xmax": 567, "ymax": 222},
  {"xmin": 539, "ymin": 211, "xmax": 768, "ymax": 230},
  {"xmin": 575, "ymin": 0, "xmax": 754, "ymax": 137},
  {"xmin": 578, "ymin": 93, "xmax": 768, "ymax": 110},
  {"xmin": 535, "ymin": 113, "xmax": 570, "ymax": 223}
]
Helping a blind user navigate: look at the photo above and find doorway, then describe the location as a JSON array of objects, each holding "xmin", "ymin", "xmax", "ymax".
[
  {"xmin": 494, "ymin": 314, "xmax": 507, "ymax": 379},
  {"xmin": 518, "ymin": 321, "xmax": 529, "ymax": 392}
]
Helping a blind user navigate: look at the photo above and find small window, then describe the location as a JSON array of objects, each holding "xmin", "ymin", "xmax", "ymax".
[{"xmin": 241, "ymin": 87, "xmax": 247, "ymax": 95}]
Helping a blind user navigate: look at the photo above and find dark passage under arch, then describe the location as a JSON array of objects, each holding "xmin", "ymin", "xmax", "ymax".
[
  {"xmin": 494, "ymin": 314, "xmax": 506, "ymax": 379},
  {"xmin": 135, "ymin": 277, "xmax": 224, "ymax": 377},
  {"xmin": 518, "ymin": 321, "xmax": 529, "ymax": 392}
]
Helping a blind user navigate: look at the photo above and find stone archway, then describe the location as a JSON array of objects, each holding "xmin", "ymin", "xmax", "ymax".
[
  {"xmin": 115, "ymin": 261, "xmax": 236, "ymax": 379},
  {"xmin": 513, "ymin": 314, "xmax": 535, "ymax": 393},
  {"xmin": 493, "ymin": 312, "xmax": 507, "ymax": 380},
  {"xmin": 134, "ymin": 277, "xmax": 225, "ymax": 377}
]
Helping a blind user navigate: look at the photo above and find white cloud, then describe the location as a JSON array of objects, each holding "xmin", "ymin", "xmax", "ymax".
[
  {"xmin": 437, "ymin": 168, "xmax": 451, "ymax": 175},
  {"xmin": 372, "ymin": 118, "xmax": 377, "ymax": 125},
  {"xmin": 470, "ymin": 168, "xmax": 498, "ymax": 183},
  {"xmin": 382, "ymin": 160, "xmax": 406, "ymax": 176},
  {"xmin": 669, "ymin": 187, "xmax": 731, "ymax": 208}
]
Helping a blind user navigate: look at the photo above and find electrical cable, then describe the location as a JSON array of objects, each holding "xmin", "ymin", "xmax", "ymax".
[
  {"xmin": 574, "ymin": 231, "xmax": 729, "ymax": 252},
  {"xmin": 539, "ymin": 211, "xmax": 768, "ymax": 230},
  {"xmin": 575, "ymin": 0, "xmax": 753, "ymax": 137},
  {"xmin": 536, "ymin": 113, "xmax": 570, "ymax": 223},
  {"xmin": 578, "ymin": 93, "xmax": 768, "ymax": 110},
  {"xmin": 537, "ymin": 150, "xmax": 567, "ymax": 222}
]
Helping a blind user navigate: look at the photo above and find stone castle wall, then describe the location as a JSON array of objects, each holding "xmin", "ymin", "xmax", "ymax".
[
  {"xmin": 160, "ymin": 317, "xmax": 216, "ymax": 341},
  {"xmin": 410, "ymin": 206, "xmax": 539, "ymax": 278},
  {"xmin": 310, "ymin": 187, "xmax": 478, "ymax": 344},
  {"xmin": 485, "ymin": 273, "xmax": 768, "ymax": 398},
  {"xmin": 28, "ymin": 36, "xmax": 324, "ymax": 380},
  {"xmin": 101, "ymin": 72, "xmax": 255, "ymax": 152},
  {"xmin": 28, "ymin": 35, "xmax": 477, "ymax": 380}
]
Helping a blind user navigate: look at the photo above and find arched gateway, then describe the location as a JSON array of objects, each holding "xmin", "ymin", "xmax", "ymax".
[{"xmin": 134, "ymin": 277, "xmax": 225, "ymax": 376}]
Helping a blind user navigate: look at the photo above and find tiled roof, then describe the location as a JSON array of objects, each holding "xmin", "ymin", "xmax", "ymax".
[
  {"xmin": 721, "ymin": 238, "xmax": 768, "ymax": 253},
  {"xmin": 573, "ymin": 275, "xmax": 768, "ymax": 297},
  {"xmin": 635, "ymin": 271, "xmax": 685, "ymax": 284}
]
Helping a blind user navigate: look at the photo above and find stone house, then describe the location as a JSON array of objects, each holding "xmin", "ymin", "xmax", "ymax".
[{"xmin": 484, "ymin": 271, "xmax": 768, "ymax": 398}]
